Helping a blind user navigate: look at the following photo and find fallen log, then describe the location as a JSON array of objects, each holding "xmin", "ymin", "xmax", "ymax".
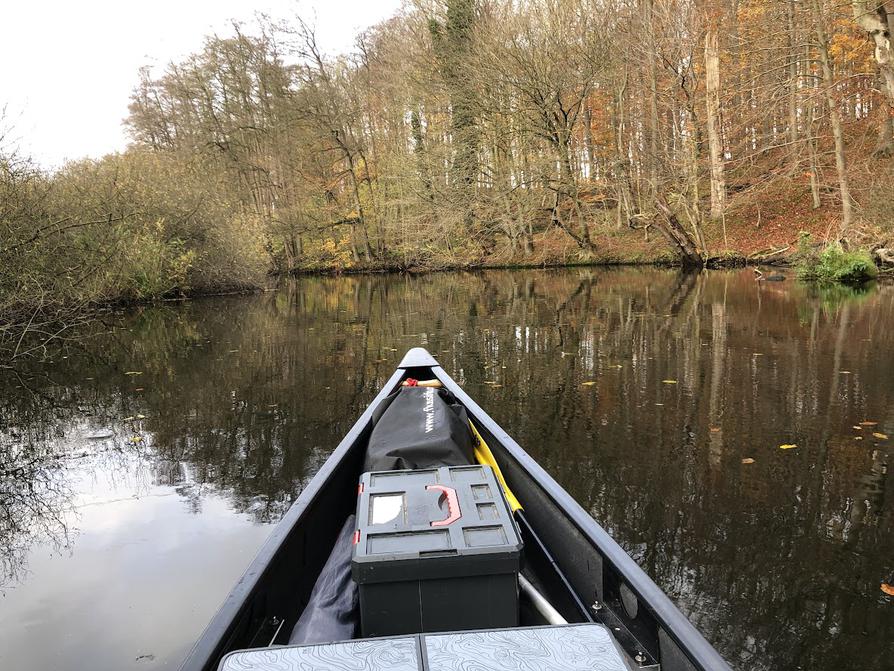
[
  {"xmin": 748, "ymin": 245, "xmax": 790, "ymax": 262},
  {"xmin": 873, "ymin": 247, "xmax": 894, "ymax": 266}
]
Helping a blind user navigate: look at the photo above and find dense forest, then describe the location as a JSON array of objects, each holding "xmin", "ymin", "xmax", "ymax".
[{"xmin": 2, "ymin": 0, "xmax": 893, "ymax": 350}]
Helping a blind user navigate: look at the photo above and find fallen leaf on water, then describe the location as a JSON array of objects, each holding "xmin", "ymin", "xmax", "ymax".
[
  {"xmin": 134, "ymin": 387, "xmax": 144, "ymax": 392},
  {"xmin": 129, "ymin": 436, "xmax": 143, "ymax": 444},
  {"xmin": 881, "ymin": 583, "xmax": 894, "ymax": 596},
  {"xmin": 839, "ymin": 370, "xmax": 852, "ymax": 374},
  {"xmin": 123, "ymin": 416, "xmax": 134, "ymax": 422},
  {"xmin": 124, "ymin": 371, "xmax": 143, "ymax": 376},
  {"xmin": 854, "ymin": 436, "xmax": 864, "ymax": 441},
  {"xmin": 489, "ymin": 384, "xmax": 503, "ymax": 388},
  {"xmin": 136, "ymin": 414, "xmax": 146, "ymax": 419},
  {"xmin": 860, "ymin": 421, "xmax": 878, "ymax": 426},
  {"xmin": 872, "ymin": 432, "xmax": 889, "ymax": 440},
  {"xmin": 741, "ymin": 458, "xmax": 755, "ymax": 464},
  {"xmin": 853, "ymin": 426, "xmax": 863, "ymax": 430},
  {"xmin": 610, "ymin": 364, "xmax": 623, "ymax": 369},
  {"xmin": 582, "ymin": 381, "xmax": 597, "ymax": 386},
  {"xmin": 779, "ymin": 444, "xmax": 798, "ymax": 450},
  {"xmin": 710, "ymin": 427, "xmax": 721, "ymax": 433},
  {"xmin": 662, "ymin": 379, "xmax": 678, "ymax": 384},
  {"xmin": 228, "ymin": 349, "xmax": 239, "ymax": 353}
]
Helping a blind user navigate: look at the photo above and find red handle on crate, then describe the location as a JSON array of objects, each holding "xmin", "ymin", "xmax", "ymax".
[{"xmin": 426, "ymin": 485, "xmax": 461, "ymax": 526}]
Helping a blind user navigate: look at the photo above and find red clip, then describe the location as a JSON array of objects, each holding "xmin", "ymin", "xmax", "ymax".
[
  {"xmin": 426, "ymin": 485, "xmax": 462, "ymax": 526},
  {"xmin": 404, "ymin": 378, "xmax": 418, "ymax": 387},
  {"xmin": 352, "ymin": 530, "xmax": 360, "ymax": 545}
]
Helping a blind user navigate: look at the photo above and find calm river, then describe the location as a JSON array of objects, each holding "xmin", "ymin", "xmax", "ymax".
[{"xmin": 0, "ymin": 268, "xmax": 891, "ymax": 670}]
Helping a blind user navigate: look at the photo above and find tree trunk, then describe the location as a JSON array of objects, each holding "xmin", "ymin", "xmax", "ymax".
[
  {"xmin": 433, "ymin": 0, "xmax": 479, "ymax": 235},
  {"xmin": 705, "ymin": 27, "xmax": 726, "ymax": 221},
  {"xmin": 851, "ymin": 1, "xmax": 894, "ymax": 105},
  {"xmin": 557, "ymin": 135, "xmax": 593, "ymax": 249},
  {"xmin": 612, "ymin": 72, "xmax": 635, "ymax": 228},
  {"xmin": 807, "ymin": 119, "xmax": 823, "ymax": 209},
  {"xmin": 646, "ymin": 0, "xmax": 661, "ymax": 196},
  {"xmin": 583, "ymin": 106, "xmax": 597, "ymax": 179},
  {"xmin": 875, "ymin": 114, "xmax": 894, "ymax": 157},
  {"xmin": 683, "ymin": 111, "xmax": 704, "ymax": 249},
  {"xmin": 786, "ymin": 0, "xmax": 800, "ymax": 154},
  {"xmin": 813, "ymin": 0, "xmax": 855, "ymax": 231},
  {"xmin": 523, "ymin": 227, "xmax": 534, "ymax": 256},
  {"xmin": 806, "ymin": 44, "xmax": 823, "ymax": 209},
  {"xmin": 654, "ymin": 195, "xmax": 704, "ymax": 267}
]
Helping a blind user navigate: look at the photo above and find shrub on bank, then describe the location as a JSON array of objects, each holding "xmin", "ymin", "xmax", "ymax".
[{"xmin": 796, "ymin": 242, "xmax": 878, "ymax": 284}]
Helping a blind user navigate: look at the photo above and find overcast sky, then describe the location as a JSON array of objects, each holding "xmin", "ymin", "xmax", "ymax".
[{"xmin": 0, "ymin": 0, "xmax": 401, "ymax": 168}]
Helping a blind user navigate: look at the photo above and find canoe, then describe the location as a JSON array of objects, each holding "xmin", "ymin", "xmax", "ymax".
[{"xmin": 180, "ymin": 347, "xmax": 732, "ymax": 671}]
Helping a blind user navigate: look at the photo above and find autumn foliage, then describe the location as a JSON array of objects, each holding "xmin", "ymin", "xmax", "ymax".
[{"xmin": 2, "ymin": 0, "xmax": 893, "ymax": 337}]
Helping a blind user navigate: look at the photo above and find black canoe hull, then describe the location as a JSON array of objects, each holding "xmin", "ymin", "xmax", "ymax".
[{"xmin": 179, "ymin": 348, "xmax": 731, "ymax": 671}]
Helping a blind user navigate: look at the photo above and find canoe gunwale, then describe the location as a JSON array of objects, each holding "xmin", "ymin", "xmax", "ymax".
[
  {"xmin": 178, "ymin": 367, "xmax": 407, "ymax": 671},
  {"xmin": 430, "ymin": 361, "xmax": 732, "ymax": 671}
]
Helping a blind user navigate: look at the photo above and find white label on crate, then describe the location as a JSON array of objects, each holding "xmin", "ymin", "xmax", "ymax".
[{"xmin": 370, "ymin": 494, "xmax": 405, "ymax": 525}]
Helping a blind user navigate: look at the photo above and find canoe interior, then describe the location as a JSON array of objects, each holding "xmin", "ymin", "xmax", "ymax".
[{"xmin": 179, "ymin": 352, "xmax": 730, "ymax": 671}]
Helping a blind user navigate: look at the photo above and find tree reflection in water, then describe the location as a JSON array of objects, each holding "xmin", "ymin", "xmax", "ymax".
[
  {"xmin": 0, "ymin": 439, "xmax": 74, "ymax": 589},
  {"xmin": 0, "ymin": 268, "xmax": 891, "ymax": 671}
]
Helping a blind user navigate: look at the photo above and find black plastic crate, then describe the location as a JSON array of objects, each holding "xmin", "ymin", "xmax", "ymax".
[{"xmin": 352, "ymin": 465, "xmax": 522, "ymax": 637}]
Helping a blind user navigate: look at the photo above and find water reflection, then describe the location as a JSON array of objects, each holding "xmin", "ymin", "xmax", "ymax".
[
  {"xmin": 0, "ymin": 438, "xmax": 75, "ymax": 589},
  {"xmin": 0, "ymin": 268, "xmax": 891, "ymax": 671}
]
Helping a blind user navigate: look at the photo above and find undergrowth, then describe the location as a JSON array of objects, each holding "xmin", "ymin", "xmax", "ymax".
[{"xmin": 796, "ymin": 238, "xmax": 878, "ymax": 284}]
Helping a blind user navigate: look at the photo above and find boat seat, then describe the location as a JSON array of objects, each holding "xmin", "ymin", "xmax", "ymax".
[{"xmin": 219, "ymin": 623, "xmax": 632, "ymax": 670}]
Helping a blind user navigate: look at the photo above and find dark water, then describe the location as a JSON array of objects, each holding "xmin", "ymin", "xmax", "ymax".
[{"xmin": 1, "ymin": 268, "xmax": 892, "ymax": 671}]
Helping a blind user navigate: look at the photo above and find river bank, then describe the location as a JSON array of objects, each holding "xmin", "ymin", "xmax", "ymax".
[
  {"xmin": 2, "ymin": 181, "xmax": 889, "ymax": 362},
  {"xmin": 287, "ymin": 181, "xmax": 880, "ymax": 274}
]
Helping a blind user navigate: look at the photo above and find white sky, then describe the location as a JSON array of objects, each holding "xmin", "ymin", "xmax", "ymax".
[{"xmin": 0, "ymin": 0, "xmax": 401, "ymax": 168}]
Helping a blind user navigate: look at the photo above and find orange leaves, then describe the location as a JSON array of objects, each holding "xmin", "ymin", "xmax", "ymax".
[
  {"xmin": 828, "ymin": 32, "xmax": 870, "ymax": 68},
  {"xmin": 736, "ymin": 0, "xmax": 770, "ymax": 24},
  {"xmin": 881, "ymin": 583, "xmax": 894, "ymax": 597}
]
